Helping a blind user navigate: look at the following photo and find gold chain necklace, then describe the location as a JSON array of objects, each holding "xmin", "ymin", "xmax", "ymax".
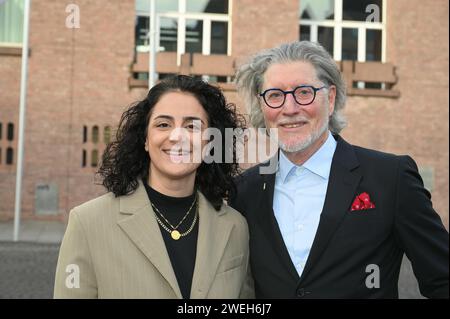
[
  {"xmin": 151, "ymin": 195, "xmax": 196, "ymax": 229},
  {"xmin": 151, "ymin": 195, "xmax": 198, "ymax": 240}
]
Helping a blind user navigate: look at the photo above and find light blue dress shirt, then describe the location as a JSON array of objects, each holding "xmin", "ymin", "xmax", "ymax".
[{"xmin": 273, "ymin": 132, "xmax": 337, "ymax": 277}]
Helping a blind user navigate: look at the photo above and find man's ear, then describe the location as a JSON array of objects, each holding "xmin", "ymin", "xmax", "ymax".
[{"xmin": 328, "ymin": 85, "xmax": 337, "ymax": 115}]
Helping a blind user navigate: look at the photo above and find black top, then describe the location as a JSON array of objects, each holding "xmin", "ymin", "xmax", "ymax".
[{"xmin": 144, "ymin": 181, "xmax": 199, "ymax": 299}]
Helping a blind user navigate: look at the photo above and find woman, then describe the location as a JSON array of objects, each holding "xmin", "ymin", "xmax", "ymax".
[{"xmin": 54, "ymin": 75, "xmax": 254, "ymax": 299}]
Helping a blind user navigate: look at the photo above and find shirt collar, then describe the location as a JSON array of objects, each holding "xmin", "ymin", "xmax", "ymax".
[{"xmin": 278, "ymin": 132, "xmax": 337, "ymax": 183}]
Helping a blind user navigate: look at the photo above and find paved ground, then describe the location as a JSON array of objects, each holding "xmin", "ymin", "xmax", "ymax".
[
  {"xmin": 0, "ymin": 242, "xmax": 59, "ymax": 299},
  {"xmin": 0, "ymin": 221, "xmax": 65, "ymax": 299},
  {"xmin": 0, "ymin": 220, "xmax": 66, "ymax": 243},
  {"xmin": 0, "ymin": 221, "xmax": 424, "ymax": 299}
]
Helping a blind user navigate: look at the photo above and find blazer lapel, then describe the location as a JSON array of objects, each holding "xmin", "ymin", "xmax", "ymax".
[
  {"xmin": 190, "ymin": 192, "xmax": 234, "ymax": 298},
  {"xmin": 191, "ymin": 192, "xmax": 233, "ymax": 299},
  {"xmin": 299, "ymin": 136, "xmax": 362, "ymax": 282},
  {"xmin": 117, "ymin": 180, "xmax": 182, "ymax": 298},
  {"xmin": 257, "ymin": 157, "xmax": 301, "ymax": 282}
]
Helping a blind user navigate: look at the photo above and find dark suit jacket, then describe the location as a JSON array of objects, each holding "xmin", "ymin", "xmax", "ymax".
[{"xmin": 230, "ymin": 135, "xmax": 449, "ymax": 298}]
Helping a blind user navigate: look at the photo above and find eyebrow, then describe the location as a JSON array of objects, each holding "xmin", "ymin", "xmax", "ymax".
[
  {"xmin": 265, "ymin": 84, "xmax": 312, "ymax": 90},
  {"xmin": 152, "ymin": 115, "xmax": 206, "ymax": 125}
]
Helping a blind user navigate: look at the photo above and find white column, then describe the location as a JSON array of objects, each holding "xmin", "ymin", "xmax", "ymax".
[
  {"xmin": 202, "ymin": 19, "xmax": 211, "ymax": 55},
  {"xmin": 310, "ymin": 24, "xmax": 318, "ymax": 43},
  {"xmin": 227, "ymin": 0, "xmax": 232, "ymax": 56},
  {"xmin": 148, "ymin": 0, "xmax": 157, "ymax": 88},
  {"xmin": 333, "ymin": 27, "xmax": 342, "ymax": 61},
  {"xmin": 357, "ymin": 27, "xmax": 366, "ymax": 62},
  {"xmin": 14, "ymin": 0, "xmax": 32, "ymax": 242},
  {"xmin": 177, "ymin": 0, "xmax": 187, "ymax": 65},
  {"xmin": 333, "ymin": 0, "xmax": 342, "ymax": 61},
  {"xmin": 382, "ymin": 0, "xmax": 387, "ymax": 63},
  {"xmin": 357, "ymin": 27, "xmax": 366, "ymax": 89}
]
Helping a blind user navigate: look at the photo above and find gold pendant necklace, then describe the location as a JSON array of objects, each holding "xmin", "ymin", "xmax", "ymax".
[
  {"xmin": 171, "ymin": 230, "xmax": 181, "ymax": 240},
  {"xmin": 151, "ymin": 194, "xmax": 198, "ymax": 240},
  {"xmin": 153, "ymin": 204, "xmax": 198, "ymax": 240}
]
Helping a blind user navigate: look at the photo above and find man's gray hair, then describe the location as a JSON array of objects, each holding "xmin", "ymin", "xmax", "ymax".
[{"xmin": 235, "ymin": 41, "xmax": 347, "ymax": 134}]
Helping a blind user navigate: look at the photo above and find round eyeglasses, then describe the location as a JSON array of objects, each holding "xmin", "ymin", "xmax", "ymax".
[{"xmin": 259, "ymin": 85, "xmax": 327, "ymax": 109}]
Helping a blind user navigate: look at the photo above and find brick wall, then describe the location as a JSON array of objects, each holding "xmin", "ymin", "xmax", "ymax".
[
  {"xmin": 0, "ymin": 0, "xmax": 147, "ymax": 221},
  {"xmin": 342, "ymin": 0, "xmax": 449, "ymax": 227},
  {"xmin": 232, "ymin": 0, "xmax": 299, "ymax": 58},
  {"xmin": 0, "ymin": 51, "xmax": 21, "ymax": 220},
  {"xmin": 0, "ymin": 0, "xmax": 448, "ymax": 228}
]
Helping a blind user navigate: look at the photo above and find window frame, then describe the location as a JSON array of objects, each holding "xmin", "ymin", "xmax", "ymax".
[
  {"xmin": 136, "ymin": 0, "xmax": 232, "ymax": 66},
  {"xmin": 299, "ymin": 0, "xmax": 387, "ymax": 63},
  {"xmin": 0, "ymin": 0, "xmax": 25, "ymax": 46}
]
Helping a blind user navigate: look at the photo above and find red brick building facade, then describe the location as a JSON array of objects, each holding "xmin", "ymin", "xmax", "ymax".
[{"xmin": 0, "ymin": 0, "xmax": 448, "ymax": 228}]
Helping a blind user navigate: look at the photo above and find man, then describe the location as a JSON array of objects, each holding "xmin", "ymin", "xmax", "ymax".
[{"xmin": 230, "ymin": 41, "xmax": 449, "ymax": 298}]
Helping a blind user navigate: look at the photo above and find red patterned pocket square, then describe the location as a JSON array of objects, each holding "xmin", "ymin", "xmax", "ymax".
[{"xmin": 350, "ymin": 192, "xmax": 375, "ymax": 211}]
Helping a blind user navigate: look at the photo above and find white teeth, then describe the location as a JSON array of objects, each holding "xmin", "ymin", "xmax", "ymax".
[
  {"xmin": 165, "ymin": 150, "xmax": 190, "ymax": 155},
  {"xmin": 283, "ymin": 123, "xmax": 303, "ymax": 128}
]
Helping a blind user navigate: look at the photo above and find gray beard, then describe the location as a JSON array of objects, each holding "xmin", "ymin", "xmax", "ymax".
[{"xmin": 279, "ymin": 119, "xmax": 329, "ymax": 153}]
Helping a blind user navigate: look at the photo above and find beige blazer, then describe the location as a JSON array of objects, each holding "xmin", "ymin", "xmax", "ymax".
[{"xmin": 54, "ymin": 180, "xmax": 254, "ymax": 299}]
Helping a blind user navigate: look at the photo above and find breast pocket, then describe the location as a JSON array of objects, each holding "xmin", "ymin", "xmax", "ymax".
[
  {"xmin": 347, "ymin": 207, "xmax": 378, "ymax": 216},
  {"xmin": 335, "ymin": 208, "xmax": 389, "ymax": 244},
  {"xmin": 216, "ymin": 254, "xmax": 244, "ymax": 275}
]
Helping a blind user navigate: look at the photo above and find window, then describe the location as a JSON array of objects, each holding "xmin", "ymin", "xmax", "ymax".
[
  {"xmin": 342, "ymin": 27, "xmax": 358, "ymax": 60},
  {"xmin": 186, "ymin": 0, "xmax": 228, "ymax": 14},
  {"xmin": 135, "ymin": 0, "xmax": 231, "ymax": 64},
  {"xmin": 136, "ymin": 0, "xmax": 176, "ymax": 51},
  {"xmin": 0, "ymin": 0, "xmax": 24, "ymax": 44},
  {"xmin": 159, "ymin": 17, "xmax": 178, "ymax": 52},
  {"xmin": 82, "ymin": 149, "xmax": 87, "ymax": 167},
  {"xmin": 91, "ymin": 150, "xmax": 98, "ymax": 167},
  {"xmin": 186, "ymin": 19, "xmax": 203, "ymax": 53},
  {"xmin": 7, "ymin": 122, "xmax": 14, "ymax": 141},
  {"xmin": 211, "ymin": 21, "xmax": 227, "ymax": 54},
  {"xmin": 81, "ymin": 125, "xmax": 111, "ymax": 168},
  {"xmin": 104, "ymin": 126, "xmax": 111, "ymax": 144},
  {"xmin": 92, "ymin": 126, "xmax": 99, "ymax": 143},
  {"xmin": 83, "ymin": 125, "xmax": 88, "ymax": 143},
  {"xmin": 366, "ymin": 29, "xmax": 382, "ymax": 61},
  {"xmin": 299, "ymin": 0, "xmax": 386, "ymax": 62},
  {"xmin": 318, "ymin": 26, "xmax": 334, "ymax": 56},
  {"xmin": 6, "ymin": 147, "xmax": 13, "ymax": 165}
]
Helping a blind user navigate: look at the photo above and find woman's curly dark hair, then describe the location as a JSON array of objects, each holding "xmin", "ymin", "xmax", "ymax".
[{"xmin": 97, "ymin": 75, "xmax": 246, "ymax": 211}]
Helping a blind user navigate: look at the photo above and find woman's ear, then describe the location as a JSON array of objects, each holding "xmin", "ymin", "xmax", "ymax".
[{"xmin": 144, "ymin": 138, "xmax": 149, "ymax": 151}]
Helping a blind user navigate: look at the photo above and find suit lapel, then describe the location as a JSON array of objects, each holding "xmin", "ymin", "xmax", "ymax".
[
  {"xmin": 190, "ymin": 192, "xmax": 234, "ymax": 298},
  {"xmin": 117, "ymin": 180, "xmax": 182, "ymax": 298},
  {"xmin": 257, "ymin": 157, "xmax": 301, "ymax": 282},
  {"xmin": 299, "ymin": 136, "xmax": 362, "ymax": 282}
]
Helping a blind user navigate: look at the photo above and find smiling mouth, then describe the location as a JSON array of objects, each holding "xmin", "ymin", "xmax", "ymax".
[
  {"xmin": 279, "ymin": 121, "xmax": 308, "ymax": 129},
  {"xmin": 163, "ymin": 150, "xmax": 191, "ymax": 156}
]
